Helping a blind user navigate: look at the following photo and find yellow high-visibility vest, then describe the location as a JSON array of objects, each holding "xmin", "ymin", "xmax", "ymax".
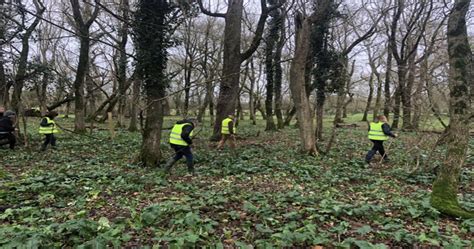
[
  {"xmin": 221, "ymin": 118, "xmax": 236, "ymax": 134},
  {"xmin": 39, "ymin": 117, "xmax": 60, "ymax": 134},
  {"xmin": 368, "ymin": 122, "xmax": 389, "ymax": 141},
  {"xmin": 169, "ymin": 123, "xmax": 193, "ymax": 146}
]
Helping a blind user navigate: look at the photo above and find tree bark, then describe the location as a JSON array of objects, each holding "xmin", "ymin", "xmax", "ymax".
[
  {"xmin": 248, "ymin": 59, "xmax": 257, "ymax": 125},
  {"xmin": 0, "ymin": 0, "xmax": 6, "ymax": 106},
  {"xmin": 430, "ymin": 0, "xmax": 474, "ymax": 218},
  {"xmin": 70, "ymin": 0, "xmax": 99, "ymax": 133},
  {"xmin": 362, "ymin": 71, "xmax": 374, "ymax": 122},
  {"xmin": 383, "ymin": 46, "xmax": 393, "ymax": 118},
  {"xmin": 117, "ymin": 0, "xmax": 130, "ymax": 128},
  {"xmin": 134, "ymin": 0, "xmax": 173, "ymax": 166},
  {"xmin": 289, "ymin": 13, "xmax": 317, "ymax": 155},
  {"xmin": 128, "ymin": 78, "xmax": 140, "ymax": 132},
  {"xmin": 11, "ymin": 0, "xmax": 44, "ymax": 113},
  {"xmin": 198, "ymin": 0, "xmax": 273, "ymax": 140},
  {"xmin": 274, "ymin": 11, "xmax": 285, "ymax": 129}
]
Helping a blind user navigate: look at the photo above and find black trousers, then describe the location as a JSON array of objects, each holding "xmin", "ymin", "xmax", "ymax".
[
  {"xmin": 0, "ymin": 133, "xmax": 16, "ymax": 149},
  {"xmin": 365, "ymin": 139, "xmax": 387, "ymax": 162},
  {"xmin": 43, "ymin": 134, "xmax": 56, "ymax": 148},
  {"xmin": 171, "ymin": 144, "xmax": 194, "ymax": 172}
]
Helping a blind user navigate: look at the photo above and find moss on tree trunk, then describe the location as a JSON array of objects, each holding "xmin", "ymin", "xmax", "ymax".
[{"xmin": 430, "ymin": 0, "xmax": 473, "ymax": 219}]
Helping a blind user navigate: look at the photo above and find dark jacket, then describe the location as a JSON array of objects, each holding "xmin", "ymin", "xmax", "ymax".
[
  {"xmin": 228, "ymin": 120, "xmax": 234, "ymax": 134},
  {"xmin": 0, "ymin": 117, "xmax": 14, "ymax": 133},
  {"xmin": 176, "ymin": 119, "xmax": 194, "ymax": 145},
  {"xmin": 381, "ymin": 123, "xmax": 396, "ymax": 138}
]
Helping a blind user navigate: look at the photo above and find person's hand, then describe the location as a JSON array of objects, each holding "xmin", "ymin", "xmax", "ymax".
[{"xmin": 393, "ymin": 134, "xmax": 398, "ymax": 138}]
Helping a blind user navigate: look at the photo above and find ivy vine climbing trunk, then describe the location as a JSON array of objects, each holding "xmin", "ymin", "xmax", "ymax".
[
  {"xmin": 430, "ymin": 0, "xmax": 473, "ymax": 219},
  {"xmin": 133, "ymin": 0, "xmax": 174, "ymax": 166}
]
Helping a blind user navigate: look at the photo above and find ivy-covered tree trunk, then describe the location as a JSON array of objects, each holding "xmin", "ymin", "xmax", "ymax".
[
  {"xmin": 133, "ymin": 0, "xmax": 173, "ymax": 166},
  {"xmin": 430, "ymin": 0, "xmax": 474, "ymax": 219},
  {"xmin": 273, "ymin": 19, "xmax": 285, "ymax": 129},
  {"xmin": 0, "ymin": 0, "xmax": 6, "ymax": 106},
  {"xmin": 264, "ymin": 1, "xmax": 280, "ymax": 131}
]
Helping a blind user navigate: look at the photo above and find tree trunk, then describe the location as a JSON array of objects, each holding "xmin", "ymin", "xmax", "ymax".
[
  {"xmin": 128, "ymin": 78, "xmax": 140, "ymax": 132},
  {"xmin": 383, "ymin": 47, "xmax": 393, "ymax": 117},
  {"xmin": 0, "ymin": 0, "xmax": 5, "ymax": 106},
  {"xmin": 334, "ymin": 58, "xmax": 349, "ymax": 124},
  {"xmin": 373, "ymin": 73, "xmax": 383, "ymax": 121},
  {"xmin": 264, "ymin": 2, "xmax": 280, "ymax": 131},
  {"xmin": 183, "ymin": 59, "xmax": 192, "ymax": 115},
  {"xmin": 85, "ymin": 72, "xmax": 96, "ymax": 117},
  {"xmin": 201, "ymin": 0, "xmax": 271, "ymax": 140},
  {"xmin": 117, "ymin": 0, "xmax": 129, "ymax": 128},
  {"xmin": 37, "ymin": 72, "xmax": 49, "ymax": 116},
  {"xmin": 391, "ymin": 84, "xmax": 401, "ymax": 129},
  {"xmin": 342, "ymin": 93, "xmax": 353, "ymax": 118},
  {"xmin": 289, "ymin": 14, "xmax": 317, "ymax": 155},
  {"xmin": 140, "ymin": 91, "xmax": 165, "ymax": 166},
  {"xmin": 11, "ymin": 1, "xmax": 44, "ymax": 113},
  {"xmin": 362, "ymin": 71, "xmax": 374, "ymax": 121},
  {"xmin": 401, "ymin": 47, "xmax": 417, "ymax": 130},
  {"xmin": 412, "ymin": 57, "xmax": 427, "ymax": 130},
  {"xmin": 248, "ymin": 59, "xmax": 257, "ymax": 125},
  {"xmin": 274, "ymin": 12, "xmax": 285, "ymax": 129},
  {"xmin": 134, "ymin": 0, "xmax": 171, "ymax": 166},
  {"xmin": 211, "ymin": 0, "xmax": 244, "ymax": 140},
  {"xmin": 430, "ymin": 0, "xmax": 474, "ymax": 218},
  {"xmin": 70, "ymin": 0, "xmax": 98, "ymax": 133}
]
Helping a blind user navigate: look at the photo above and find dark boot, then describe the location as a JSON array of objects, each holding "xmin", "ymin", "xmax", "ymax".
[
  {"xmin": 40, "ymin": 144, "xmax": 48, "ymax": 151},
  {"xmin": 365, "ymin": 150, "xmax": 376, "ymax": 163},
  {"xmin": 187, "ymin": 161, "xmax": 196, "ymax": 176},
  {"xmin": 164, "ymin": 158, "xmax": 177, "ymax": 173}
]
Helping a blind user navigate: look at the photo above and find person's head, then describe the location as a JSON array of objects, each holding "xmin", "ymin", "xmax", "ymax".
[
  {"xmin": 376, "ymin": 115, "xmax": 388, "ymax": 123},
  {"xmin": 228, "ymin": 114, "xmax": 235, "ymax": 120},
  {"xmin": 185, "ymin": 117, "xmax": 198, "ymax": 127},
  {"xmin": 4, "ymin": 110, "xmax": 16, "ymax": 120},
  {"xmin": 46, "ymin": 111, "xmax": 58, "ymax": 119}
]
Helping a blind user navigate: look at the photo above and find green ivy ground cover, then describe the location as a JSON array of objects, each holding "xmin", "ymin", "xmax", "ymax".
[{"xmin": 0, "ymin": 117, "xmax": 472, "ymax": 248}]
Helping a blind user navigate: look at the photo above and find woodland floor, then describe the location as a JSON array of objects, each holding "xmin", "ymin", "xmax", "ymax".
[{"xmin": 0, "ymin": 115, "xmax": 473, "ymax": 248}]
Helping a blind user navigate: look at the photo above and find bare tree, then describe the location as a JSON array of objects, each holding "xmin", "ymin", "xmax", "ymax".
[
  {"xmin": 69, "ymin": 0, "xmax": 99, "ymax": 132},
  {"xmin": 389, "ymin": 0, "xmax": 433, "ymax": 129},
  {"xmin": 10, "ymin": 0, "xmax": 45, "ymax": 113},
  {"xmin": 197, "ymin": 0, "xmax": 280, "ymax": 140}
]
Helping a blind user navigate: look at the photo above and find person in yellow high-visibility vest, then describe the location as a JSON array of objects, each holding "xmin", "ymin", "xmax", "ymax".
[
  {"xmin": 365, "ymin": 115, "xmax": 397, "ymax": 163},
  {"xmin": 217, "ymin": 114, "xmax": 236, "ymax": 149},
  {"xmin": 39, "ymin": 111, "xmax": 60, "ymax": 151},
  {"xmin": 164, "ymin": 118, "xmax": 197, "ymax": 175}
]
